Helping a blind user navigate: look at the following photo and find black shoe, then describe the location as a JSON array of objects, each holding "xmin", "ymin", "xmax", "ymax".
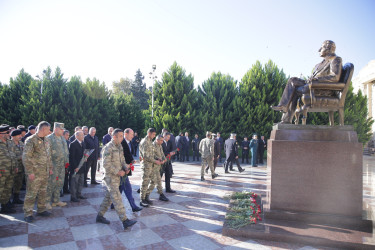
[
  {"xmin": 71, "ymin": 198, "xmax": 79, "ymax": 202},
  {"xmin": 63, "ymin": 189, "xmax": 70, "ymax": 194},
  {"xmin": 166, "ymin": 189, "xmax": 176, "ymax": 193},
  {"xmin": 136, "ymin": 189, "xmax": 140, "ymax": 193},
  {"xmin": 60, "ymin": 191, "xmax": 64, "ymax": 197},
  {"xmin": 212, "ymin": 174, "xmax": 218, "ymax": 179},
  {"xmin": 140, "ymin": 200, "xmax": 149, "ymax": 207},
  {"xmin": 96, "ymin": 215, "xmax": 110, "ymax": 224},
  {"xmin": 239, "ymin": 168, "xmax": 245, "ymax": 173},
  {"xmin": 37, "ymin": 211, "xmax": 52, "ymax": 217},
  {"xmin": 230, "ymin": 168, "xmax": 234, "ymax": 171},
  {"xmin": 132, "ymin": 207, "xmax": 142, "ymax": 212},
  {"xmin": 201, "ymin": 176, "xmax": 205, "ymax": 181},
  {"xmin": 79, "ymin": 196, "xmax": 87, "ymax": 199},
  {"xmin": 145, "ymin": 195, "xmax": 153, "ymax": 205},
  {"xmin": 225, "ymin": 171, "xmax": 230, "ymax": 174},
  {"xmin": 24, "ymin": 216, "xmax": 34, "ymax": 223},
  {"xmin": 84, "ymin": 183, "xmax": 88, "ymax": 187},
  {"xmin": 110, "ymin": 204, "xmax": 114, "ymax": 209},
  {"xmin": 159, "ymin": 193, "xmax": 169, "ymax": 202},
  {"xmin": 12, "ymin": 194, "xmax": 24, "ymax": 204},
  {"xmin": 91, "ymin": 181, "xmax": 100, "ymax": 185},
  {"xmin": 122, "ymin": 219, "xmax": 137, "ymax": 229},
  {"xmin": 0, "ymin": 205, "xmax": 16, "ymax": 214},
  {"xmin": 7, "ymin": 201, "xmax": 15, "ymax": 208}
]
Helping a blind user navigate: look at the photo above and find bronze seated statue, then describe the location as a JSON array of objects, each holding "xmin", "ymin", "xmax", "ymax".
[{"xmin": 294, "ymin": 63, "xmax": 354, "ymax": 126}]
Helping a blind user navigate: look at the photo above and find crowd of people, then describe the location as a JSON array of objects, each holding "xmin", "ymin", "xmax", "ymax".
[{"xmin": 0, "ymin": 121, "xmax": 267, "ymax": 230}]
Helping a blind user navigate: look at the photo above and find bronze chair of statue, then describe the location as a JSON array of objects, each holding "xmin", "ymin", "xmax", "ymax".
[{"xmin": 294, "ymin": 63, "xmax": 354, "ymax": 126}]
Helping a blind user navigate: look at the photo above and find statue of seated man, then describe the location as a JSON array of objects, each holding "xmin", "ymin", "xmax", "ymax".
[{"xmin": 272, "ymin": 40, "xmax": 342, "ymax": 124}]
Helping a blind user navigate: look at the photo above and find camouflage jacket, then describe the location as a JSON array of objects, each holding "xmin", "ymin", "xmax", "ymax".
[
  {"xmin": 102, "ymin": 140, "xmax": 126, "ymax": 180},
  {"xmin": 9, "ymin": 140, "xmax": 24, "ymax": 172},
  {"xmin": 199, "ymin": 138, "xmax": 214, "ymax": 158},
  {"xmin": 22, "ymin": 134, "xmax": 53, "ymax": 176},
  {"xmin": 47, "ymin": 133, "xmax": 69, "ymax": 167},
  {"xmin": 0, "ymin": 139, "xmax": 17, "ymax": 174},
  {"xmin": 153, "ymin": 141, "xmax": 165, "ymax": 165},
  {"xmin": 139, "ymin": 136, "xmax": 157, "ymax": 166}
]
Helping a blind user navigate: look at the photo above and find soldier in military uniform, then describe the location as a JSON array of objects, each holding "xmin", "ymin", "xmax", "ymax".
[
  {"xmin": 145, "ymin": 135, "xmax": 169, "ymax": 202},
  {"xmin": 23, "ymin": 121, "xmax": 53, "ymax": 222},
  {"xmin": 46, "ymin": 122, "xmax": 69, "ymax": 208},
  {"xmin": 0, "ymin": 125, "xmax": 18, "ymax": 214},
  {"xmin": 96, "ymin": 128, "xmax": 137, "ymax": 229},
  {"xmin": 199, "ymin": 131, "xmax": 218, "ymax": 181},
  {"xmin": 139, "ymin": 128, "xmax": 162, "ymax": 207},
  {"xmin": 9, "ymin": 129, "xmax": 24, "ymax": 204}
]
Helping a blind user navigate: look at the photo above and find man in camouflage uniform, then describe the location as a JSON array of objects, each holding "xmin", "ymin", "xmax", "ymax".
[
  {"xmin": 96, "ymin": 128, "xmax": 137, "ymax": 229},
  {"xmin": 9, "ymin": 129, "xmax": 25, "ymax": 204},
  {"xmin": 46, "ymin": 122, "xmax": 69, "ymax": 208},
  {"xmin": 145, "ymin": 135, "xmax": 169, "ymax": 202},
  {"xmin": 0, "ymin": 125, "xmax": 18, "ymax": 214},
  {"xmin": 23, "ymin": 121, "xmax": 53, "ymax": 222},
  {"xmin": 199, "ymin": 131, "xmax": 218, "ymax": 181},
  {"xmin": 139, "ymin": 128, "xmax": 162, "ymax": 207}
]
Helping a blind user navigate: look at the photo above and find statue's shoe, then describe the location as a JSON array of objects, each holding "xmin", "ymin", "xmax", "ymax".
[{"xmin": 271, "ymin": 105, "xmax": 287, "ymax": 112}]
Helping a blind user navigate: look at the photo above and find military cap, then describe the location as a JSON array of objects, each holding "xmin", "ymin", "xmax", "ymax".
[
  {"xmin": 54, "ymin": 122, "xmax": 65, "ymax": 130},
  {"xmin": 206, "ymin": 131, "xmax": 212, "ymax": 137},
  {"xmin": 0, "ymin": 124, "xmax": 10, "ymax": 132},
  {"xmin": 28, "ymin": 125, "xmax": 36, "ymax": 130},
  {"xmin": 10, "ymin": 129, "xmax": 22, "ymax": 137}
]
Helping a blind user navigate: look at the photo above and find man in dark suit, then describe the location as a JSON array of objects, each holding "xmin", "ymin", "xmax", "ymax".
[
  {"xmin": 69, "ymin": 126, "xmax": 82, "ymax": 143},
  {"xmin": 117, "ymin": 128, "xmax": 142, "ymax": 212},
  {"xmin": 224, "ymin": 133, "xmax": 244, "ymax": 173},
  {"xmin": 102, "ymin": 127, "xmax": 113, "ymax": 146},
  {"xmin": 161, "ymin": 132, "xmax": 176, "ymax": 193},
  {"xmin": 69, "ymin": 131, "xmax": 87, "ymax": 202},
  {"xmin": 258, "ymin": 135, "xmax": 267, "ymax": 165},
  {"xmin": 272, "ymin": 40, "xmax": 342, "ymax": 123},
  {"xmin": 175, "ymin": 132, "xmax": 184, "ymax": 162},
  {"xmin": 131, "ymin": 132, "xmax": 140, "ymax": 157},
  {"xmin": 216, "ymin": 132, "xmax": 224, "ymax": 162},
  {"xmin": 84, "ymin": 127, "xmax": 100, "ymax": 185},
  {"xmin": 63, "ymin": 130, "xmax": 71, "ymax": 194},
  {"xmin": 192, "ymin": 134, "xmax": 200, "ymax": 161},
  {"xmin": 241, "ymin": 137, "xmax": 250, "ymax": 164}
]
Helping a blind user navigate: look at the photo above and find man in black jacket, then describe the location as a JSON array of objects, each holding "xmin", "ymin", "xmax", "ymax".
[
  {"xmin": 258, "ymin": 135, "xmax": 267, "ymax": 165},
  {"xmin": 84, "ymin": 127, "xmax": 100, "ymax": 185},
  {"xmin": 192, "ymin": 134, "xmax": 200, "ymax": 161},
  {"xmin": 69, "ymin": 131, "xmax": 87, "ymax": 202},
  {"xmin": 175, "ymin": 132, "xmax": 184, "ymax": 162},
  {"xmin": 241, "ymin": 137, "xmax": 250, "ymax": 164},
  {"xmin": 224, "ymin": 133, "xmax": 244, "ymax": 173},
  {"xmin": 161, "ymin": 132, "xmax": 176, "ymax": 193}
]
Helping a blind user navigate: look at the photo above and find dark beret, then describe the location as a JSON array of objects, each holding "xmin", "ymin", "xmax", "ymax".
[
  {"xmin": 28, "ymin": 125, "xmax": 36, "ymax": 130},
  {"xmin": 11, "ymin": 129, "xmax": 22, "ymax": 137},
  {"xmin": 0, "ymin": 124, "xmax": 10, "ymax": 132},
  {"xmin": 19, "ymin": 128, "xmax": 27, "ymax": 132}
]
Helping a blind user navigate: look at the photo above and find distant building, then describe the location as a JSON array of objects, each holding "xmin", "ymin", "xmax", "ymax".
[{"xmin": 352, "ymin": 60, "xmax": 375, "ymax": 136}]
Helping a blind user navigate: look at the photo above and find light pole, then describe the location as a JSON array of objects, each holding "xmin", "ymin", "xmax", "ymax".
[{"xmin": 149, "ymin": 65, "xmax": 157, "ymax": 125}]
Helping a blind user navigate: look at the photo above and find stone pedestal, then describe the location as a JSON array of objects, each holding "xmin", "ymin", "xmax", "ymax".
[{"xmin": 268, "ymin": 124, "xmax": 363, "ymax": 216}]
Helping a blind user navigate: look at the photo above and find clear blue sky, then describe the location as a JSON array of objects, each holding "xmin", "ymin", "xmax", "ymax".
[{"xmin": 0, "ymin": 0, "xmax": 374, "ymax": 89}]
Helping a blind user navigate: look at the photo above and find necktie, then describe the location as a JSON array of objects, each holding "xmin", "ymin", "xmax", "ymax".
[{"xmin": 128, "ymin": 142, "xmax": 132, "ymax": 153}]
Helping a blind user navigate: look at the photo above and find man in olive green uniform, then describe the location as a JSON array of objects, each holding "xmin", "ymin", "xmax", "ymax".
[
  {"xmin": 199, "ymin": 131, "xmax": 218, "ymax": 181},
  {"xmin": 146, "ymin": 135, "xmax": 169, "ymax": 202},
  {"xmin": 10, "ymin": 129, "xmax": 24, "ymax": 205},
  {"xmin": 139, "ymin": 128, "xmax": 162, "ymax": 207},
  {"xmin": 0, "ymin": 125, "xmax": 18, "ymax": 214},
  {"xmin": 46, "ymin": 122, "xmax": 69, "ymax": 208},
  {"xmin": 23, "ymin": 121, "xmax": 53, "ymax": 222},
  {"xmin": 96, "ymin": 128, "xmax": 137, "ymax": 229}
]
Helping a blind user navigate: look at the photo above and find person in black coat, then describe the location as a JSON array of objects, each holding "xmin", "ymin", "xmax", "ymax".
[
  {"xmin": 161, "ymin": 132, "xmax": 176, "ymax": 193},
  {"xmin": 175, "ymin": 132, "xmax": 184, "ymax": 162},
  {"xmin": 131, "ymin": 132, "xmax": 140, "ymax": 157},
  {"xmin": 258, "ymin": 135, "xmax": 267, "ymax": 165},
  {"xmin": 69, "ymin": 131, "xmax": 87, "ymax": 202},
  {"xmin": 224, "ymin": 134, "xmax": 244, "ymax": 173},
  {"xmin": 84, "ymin": 127, "xmax": 100, "ymax": 185},
  {"xmin": 192, "ymin": 134, "xmax": 200, "ymax": 161},
  {"xmin": 63, "ymin": 130, "xmax": 71, "ymax": 194},
  {"xmin": 241, "ymin": 137, "xmax": 250, "ymax": 164}
]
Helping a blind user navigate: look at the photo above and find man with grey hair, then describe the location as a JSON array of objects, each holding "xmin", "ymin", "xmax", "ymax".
[
  {"xmin": 69, "ymin": 131, "xmax": 86, "ymax": 202},
  {"xmin": 46, "ymin": 122, "xmax": 69, "ymax": 208},
  {"xmin": 84, "ymin": 127, "xmax": 100, "ymax": 185},
  {"xmin": 103, "ymin": 127, "xmax": 114, "ymax": 146},
  {"xmin": 23, "ymin": 121, "xmax": 53, "ymax": 222},
  {"xmin": 69, "ymin": 126, "xmax": 82, "ymax": 142},
  {"xmin": 199, "ymin": 131, "xmax": 218, "ymax": 181}
]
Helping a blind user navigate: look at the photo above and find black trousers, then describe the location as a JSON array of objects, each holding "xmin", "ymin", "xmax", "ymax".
[
  {"xmin": 258, "ymin": 149, "xmax": 265, "ymax": 164},
  {"xmin": 193, "ymin": 150, "xmax": 200, "ymax": 161},
  {"xmin": 161, "ymin": 162, "xmax": 173, "ymax": 191},
  {"xmin": 224, "ymin": 156, "xmax": 242, "ymax": 172},
  {"xmin": 63, "ymin": 169, "xmax": 70, "ymax": 192},
  {"xmin": 242, "ymin": 150, "xmax": 249, "ymax": 163},
  {"xmin": 85, "ymin": 159, "xmax": 98, "ymax": 183}
]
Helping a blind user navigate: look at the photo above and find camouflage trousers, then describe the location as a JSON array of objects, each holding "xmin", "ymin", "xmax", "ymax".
[
  {"xmin": 201, "ymin": 156, "xmax": 215, "ymax": 176},
  {"xmin": 23, "ymin": 172, "xmax": 49, "ymax": 217},
  {"xmin": 46, "ymin": 164, "xmax": 65, "ymax": 204},
  {"xmin": 146, "ymin": 164, "xmax": 163, "ymax": 196},
  {"xmin": 140, "ymin": 164, "xmax": 153, "ymax": 200},
  {"xmin": 13, "ymin": 170, "xmax": 24, "ymax": 195},
  {"xmin": 0, "ymin": 171, "xmax": 14, "ymax": 204},
  {"xmin": 99, "ymin": 177, "xmax": 127, "ymax": 222}
]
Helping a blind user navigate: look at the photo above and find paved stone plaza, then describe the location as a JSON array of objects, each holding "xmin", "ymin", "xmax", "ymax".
[{"xmin": 1, "ymin": 157, "xmax": 375, "ymax": 249}]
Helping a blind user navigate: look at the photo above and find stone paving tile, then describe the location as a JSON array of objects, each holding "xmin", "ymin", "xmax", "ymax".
[
  {"xmin": 117, "ymin": 228, "xmax": 164, "ymax": 248},
  {"xmin": 28, "ymin": 228, "xmax": 74, "ymax": 248},
  {"xmin": 70, "ymin": 223, "xmax": 113, "ymax": 241},
  {"xmin": 34, "ymin": 241, "xmax": 79, "ymax": 250},
  {"xmin": 151, "ymin": 223, "xmax": 195, "ymax": 240},
  {"xmin": 0, "ymin": 222, "xmax": 28, "ymax": 238},
  {"xmin": 27, "ymin": 216, "xmax": 69, "ymax": 233},
  {"xmin": 167, "ymin": 234, "xmax": 221, "ymax": 250}
]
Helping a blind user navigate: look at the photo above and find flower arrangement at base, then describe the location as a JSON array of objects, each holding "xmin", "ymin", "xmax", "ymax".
[{"xmin": 224, "ymin": 191, "xmax": 262, "ymax": 229}]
